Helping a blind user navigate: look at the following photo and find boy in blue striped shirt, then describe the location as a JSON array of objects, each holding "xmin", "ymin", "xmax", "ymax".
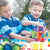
[
  {"xmin": 0, "ymin": 0, "xmax": 34, "ymax": 42},
  {"xmin": 22, "ymin": 0, "xmax": 48, "ymax": 37}
]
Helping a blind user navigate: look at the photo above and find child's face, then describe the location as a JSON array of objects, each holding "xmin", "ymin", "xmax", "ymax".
[
  {"xmin": 29, "ymin": 5, "xmax": 43, "ymax": 20},
  {"xmin": 0, "ymin": 4, "xmax": 12, "ymax": 19}
]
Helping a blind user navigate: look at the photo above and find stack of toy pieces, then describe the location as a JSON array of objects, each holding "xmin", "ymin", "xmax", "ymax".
[{"xmin": 31, "ymin": 26, "xmax": 48, "ymax": 42}]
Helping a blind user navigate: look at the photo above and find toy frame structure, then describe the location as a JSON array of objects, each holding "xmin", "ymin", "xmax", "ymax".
[{"xmin": 31, "ymin": 26, "xmax": 48, "ymax": 42}]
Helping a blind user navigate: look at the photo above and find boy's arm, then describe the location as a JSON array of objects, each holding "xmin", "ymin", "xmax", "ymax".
[
  {"xmin": 21, "ymin": 30, "xmax": 31, "ymax": 35},
  {"xmin": 9, "ymin": 32, "xmax": 34, "ymax": 42},
  {"xmin": 22, "ymin": 20, "xmax": 41, "ymax": 26},
  {"xmin": 22, "ymin": 15, "xmax": 41, "ymax": 26}
]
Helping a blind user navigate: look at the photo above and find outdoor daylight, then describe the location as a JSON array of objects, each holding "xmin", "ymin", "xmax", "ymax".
[{"xmin": 0, "ymin": 0, "xmax": 50, "ymax": 50}]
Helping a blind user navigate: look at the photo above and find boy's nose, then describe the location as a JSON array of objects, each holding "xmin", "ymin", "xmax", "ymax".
[{"xmin": 36, "ymin": 11, "xmax": 39, "ymax": 14}]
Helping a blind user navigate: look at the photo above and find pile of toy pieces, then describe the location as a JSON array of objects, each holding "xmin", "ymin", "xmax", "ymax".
[
  {"xmin": 31, "ymin": 26, "xmax": 48, "ymax": 42},
  {"xmin": 0, "ymin": 39, "xmax": 50, "ymax": 50}
]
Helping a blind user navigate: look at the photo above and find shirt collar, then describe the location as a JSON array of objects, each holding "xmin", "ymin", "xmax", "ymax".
[
  {"xmin": 1, "ymin": 16, "xmax": 14, "ymax": 21},
  {"xmin": 30, "ymin": 14, "xmax": 39, "ymax": 21}
]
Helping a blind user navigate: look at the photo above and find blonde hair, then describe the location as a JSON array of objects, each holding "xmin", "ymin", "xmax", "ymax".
[
  {"xmin": 0, "ymin": 0, "xmax": 9, "ymax": 7},
  {"xmin": 0, "ymin": 0, "xmax": 9, "ymax": 15},
  {"xmin": 29, "ymin": 0, "xmax": 44, "ymax": 8}
]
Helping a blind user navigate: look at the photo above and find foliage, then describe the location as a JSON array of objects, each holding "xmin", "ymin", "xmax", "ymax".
[
  {"xmin": 20, "ymin": 0, "xmax": 50, "ymax": 20},
  {"xmin": 40, "ymin": 0, "xmax": 50, "ymax": 20},
  {"xmin": 19, "ymin": 0, "xmax": 30, "ymax": 20}
]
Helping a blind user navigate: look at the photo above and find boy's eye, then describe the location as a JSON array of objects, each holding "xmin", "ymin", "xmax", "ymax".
[
  {"xmin": 34, "ymin": 10, "xmax": 37, "ymax": 12},
  {"xmin": 39, "ymin": 11, "xmax": 41, "ymax": 12},
  {"xmin": 39, "ymin": 10, "xmax": 42, "ymax": 12},
  {"xmin": 9, "ymin": 9, "xmax": 11, "ymax": 11}
]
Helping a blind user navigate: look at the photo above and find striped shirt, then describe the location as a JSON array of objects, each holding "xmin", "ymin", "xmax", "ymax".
[
  {"xmin": 22, "ymin": 14, "xmax": 48, "ymax": 38},
  {"xmin": 0, "ymin": 16, "xmax": 24, "ymax": 42},
  {"xmin": 22, "ymin": 14, "xmax": 46, "ymax": 31}
]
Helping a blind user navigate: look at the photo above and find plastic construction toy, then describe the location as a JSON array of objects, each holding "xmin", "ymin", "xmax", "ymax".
[
  {"xmin": 31, "ymin": 42, "xmax": 43, "ymax": 50},
  {"xmin": 0, "ymin": 35, "xmax": 11, "ymax": 43},
  {"xmin": 0, "ymin": 44, "xmax": 3, "ymax": 50},
  {"xmin": 31, "ymin": 26, "xmax": 48, "ymax": 42},
  {"xmin": 48, "ymin": 38, "xmax": 50, "ymax": 47},
  {"xmin": 4, "ymin": 44, "xmax": 12, "ymax": 50},
  {"xmin": 0, "ymin": 35, "xmax": 3, "ymax": 42},
  {"xmin": 12, "ymin": 44, "xmax": 21, "ymax": 50}
]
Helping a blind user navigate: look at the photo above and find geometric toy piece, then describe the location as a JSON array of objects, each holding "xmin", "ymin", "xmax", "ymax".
[
  {"xmin": 12, "ymin": 44, "xmax": 21, "ymax": 50},
  {"xmin": 48, "ymin": 39, "xmax": 50, "ymax": 47},
  {"xmin": 3, "ymin": 38, "xmax": 9, "ymax": 42},
  {"xmin": 4, "ymin": 44, "xmax": 12, "ymax": 50},
  {"xmin": 0, "ymin": 44, "xmax": 3, "ymax": 50},
  {"xmin": 0, "ymin": 35, "xmax": 2, "ymax": 40},
  {"xmin": 31, "ymin": 26, "xmax": 46, "ymax": 42}
]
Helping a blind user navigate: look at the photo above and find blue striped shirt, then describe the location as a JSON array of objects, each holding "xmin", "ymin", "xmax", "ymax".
[
  {"xmin": 22, "ymin": 14, "xmax": 46, "ymax": 31},
  {"xmin": 22, "ymin": 14, "xmax": 48, "ymax": 38},
  {"xmin": 0, "ymin": 16, "xmax": 24, "ymax": 42}
]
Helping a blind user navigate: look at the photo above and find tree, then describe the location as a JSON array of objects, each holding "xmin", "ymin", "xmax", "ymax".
[
  {"xmin": 40, "ymin": 0, "xmax": 50, "ymax": 20},
  {"xmin": 19, "ymin": 0, "xmax": 30, "ymax": 20},
  {"xmin": 20, "ymin": 0, "xmax": 50, "ymax": 20}
]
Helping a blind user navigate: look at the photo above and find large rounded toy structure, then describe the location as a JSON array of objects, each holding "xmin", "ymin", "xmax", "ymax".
[{"xmin": 31, "ymin": 26, "xmax": 48, "ymax": 42}]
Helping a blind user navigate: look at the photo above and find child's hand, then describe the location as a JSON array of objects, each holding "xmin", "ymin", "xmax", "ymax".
[
  {"xmin": 26, "ymin": 37, "xmax": 35, "ymax": 43},
  {"xmin": 26, "ymin": 37, "xmax": 35, "ymax": 42},
  {"xmin": 25, "ymin": 35, "xmax": 30, "ymax": 38},
  {"xmin": 32, "ymin": 22, "xmax": 41, "ymax": 26}
]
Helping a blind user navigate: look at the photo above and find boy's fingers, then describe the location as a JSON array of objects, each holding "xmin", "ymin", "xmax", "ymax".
[
  {"xmin": 32, "ymin": 22, "xmax": 41, "ymax": 26},
  {"xmin": 37, "ymin": 22, "xmax": 41, "ymax": 26},
  {"xmin": 29, "ymin": 38, "xmax": 35, "ymax": 42},
  {"xmin": 27, "ymin": 38, "xmax": 35, "ymax": 43},
  {"xmin": 25, "ymin": 35, "xmax": 30, "ymax": 38},
  {"xmin": 31, "ymin": 39, "xmax": 35, "ymax": 41}
]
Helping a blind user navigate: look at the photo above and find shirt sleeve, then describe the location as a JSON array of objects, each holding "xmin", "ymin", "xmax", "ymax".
[
  {"xmin": 22, "ymin": 15, "xmax": 29, "ymax": 21},
  {"xmin": 0, "ymin": 21, "xmax": 12, "ymax": 35}
]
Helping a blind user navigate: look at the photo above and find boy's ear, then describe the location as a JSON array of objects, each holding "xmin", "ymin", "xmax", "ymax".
[
  {"xmin": 0, "ymin": 9, "xmax": 2, "ymax": 15},
  {"xmin": 0, "ymin": 11, "xmax": 1, "ymax": 15},
  {"xmin": 28, "ymin": 8, "xmax": 30, "ymax": 12},
  {"xmin": 0, "ymin": 9, "xmax": 1, "ymax": 15},
  {"xmin": 0, "ymin": 12, "xmax": 1, "ymax": 15}
]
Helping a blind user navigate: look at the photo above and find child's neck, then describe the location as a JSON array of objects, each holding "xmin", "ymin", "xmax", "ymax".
[
  {"xmin": 9, "ymin": 17, "xmax": 12, "ymax": 20},
  {"xmin": 31, "ymin": 15, "xmax": 38, "ymax": 20},
  {"xmin": 35, "ymin": 18, "xmax": 37, "ymax": 20}
]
